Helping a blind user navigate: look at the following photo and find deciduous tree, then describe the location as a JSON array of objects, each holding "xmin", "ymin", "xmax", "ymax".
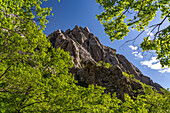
[
  {"xmin": 96, "ymin": 0, "xmax": 170, "ymax": 67},
  {"xmin": 0, "ymin": 0, "xmax": 121, "ymax": 112}
]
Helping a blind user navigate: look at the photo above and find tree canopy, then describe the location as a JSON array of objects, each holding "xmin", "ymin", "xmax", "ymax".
[
  {"xmin": 96, "ymin": 0, "xmax": 170, "ymax": 67},
  {"xmin": 0, "ymin": 0, "xmax": 170, "ymax": 112}
]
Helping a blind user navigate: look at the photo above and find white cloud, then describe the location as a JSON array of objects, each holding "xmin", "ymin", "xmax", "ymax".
[
  {"xmin": 159, "ymin": 68, "xmax": 170, "ymax": 73},
  {"xmin": 134, "ymin": 52, "xmax": 143, "ymax": 58},
  {"xmin": 132, "ymin": 51, "xmax": 138, "ymax": 54},
  {"xmin": 147, "ymin": 31, "xmax": 154, "ymax": 36},
  {"xmin": 129, "ymin": 45, "xmax": 138, "ymax": 50},
  {"xmin": 131, "ymin": 51, "xmax": 143, "ymax": 59},
  {"xmin": 150, "ymin": 62, "xmax": 162, "ymax": 70},
  {"xmin": 141, "ymin": 57, "xmax": 170, "ymax": 73},
  {"xmin": 141, "ymin": 57, "xmax": 158, "ymax": 67},
  {"xmin": 145, "ymin": 29, "xmax": 148, "ymax": 31}
]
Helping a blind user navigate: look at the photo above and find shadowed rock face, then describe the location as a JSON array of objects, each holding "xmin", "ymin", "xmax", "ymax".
[{"xmin": 48, "ymin": 25, "xmax": 163, "ymax": 100}]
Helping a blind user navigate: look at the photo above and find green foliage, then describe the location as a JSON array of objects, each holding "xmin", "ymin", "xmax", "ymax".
[
  {"xmin": 117, "ymin": 73, "xmax": 170, "ymax": 113},
  {"xmin": 122, "ymin": 72, "xmax": 135, "ymax": 79},
  {"xmin": 117, "ymin": 90, "xmax": 170, "ymax": 113},
  {"xmin": 0, "ymin": 0, "xmax": 170, "ymax": 112},
  {"xmin": 123, "ymin": 72, "xmax": 155, "ymax": 93},
  {"xmin": 134, "ymin": 78, "xmax": 155, "ymax": 94},
  {"xmin": 0, "ymin": 0, "xmax": 113, "ymax": 112},
  {"xmin": 97, "ymin": 61, "xmax": 112, "ymax": 68},
  {"xmin": 96, "ymin": 0, "xmax": 170, "ymax": 67}
]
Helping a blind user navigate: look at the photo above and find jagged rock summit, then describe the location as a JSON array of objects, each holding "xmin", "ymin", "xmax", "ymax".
[{"xmin": 48, "ymin": 25, "xmax": 163, "ymax": 100}]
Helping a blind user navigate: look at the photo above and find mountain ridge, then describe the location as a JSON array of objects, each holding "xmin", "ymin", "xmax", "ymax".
[{"xmin": 48, "ymin": 25, "xmax": 163, "ymax": 100}]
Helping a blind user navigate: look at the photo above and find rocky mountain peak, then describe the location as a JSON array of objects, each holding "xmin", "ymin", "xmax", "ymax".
[{"xmin": 48, "ymin": 25, "xmax": 163, "ymax": 100}]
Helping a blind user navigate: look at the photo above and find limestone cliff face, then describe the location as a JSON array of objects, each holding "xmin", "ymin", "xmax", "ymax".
[{"xmin": 48, "ymin": 26, "xmax": 163, "ymax": 100}]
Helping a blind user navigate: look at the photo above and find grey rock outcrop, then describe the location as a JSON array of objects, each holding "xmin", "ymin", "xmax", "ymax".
[{"xmin": 48, "ymin": 25, "xmax": 163, "ymax": 100}]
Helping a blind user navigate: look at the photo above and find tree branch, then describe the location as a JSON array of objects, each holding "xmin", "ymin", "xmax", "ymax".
[
  {"xmin": 18, "ymin": 100, "xmax": 49, "ymax": 112},
  {"xmin": 137, "ymin": 0, "xmax": 145, "ymax": 17},
  {"xmin": 19, "ymin": 85, "xmax": 32, "ymax": 107},
  {"xmin": 0, "ymin": 65, "xmax": 12, "ymax": 79},
  {"xmin": 153, "ymin": 15, "xmax": 168, "ymax": 40},
  {"xmin": 120, "ymin": 15, "xmax": 169, "ymax": 48},
  {"xmin": 118, "ymin": 2, "xmax": 132, "ymax": 22}
]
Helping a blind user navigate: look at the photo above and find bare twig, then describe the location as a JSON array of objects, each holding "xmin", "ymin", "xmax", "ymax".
[
  {"xmin": 120, "ymin": 15, "xmax": 169, "ymax": 48},
  {"xmin": 153, "ymin": 16, "xmax": 169, "ymax": 40}
]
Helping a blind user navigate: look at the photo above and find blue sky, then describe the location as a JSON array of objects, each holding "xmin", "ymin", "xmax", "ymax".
[{"xmin": 41, "ymin": 0, "xmax": 170, "ymax": 89}]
